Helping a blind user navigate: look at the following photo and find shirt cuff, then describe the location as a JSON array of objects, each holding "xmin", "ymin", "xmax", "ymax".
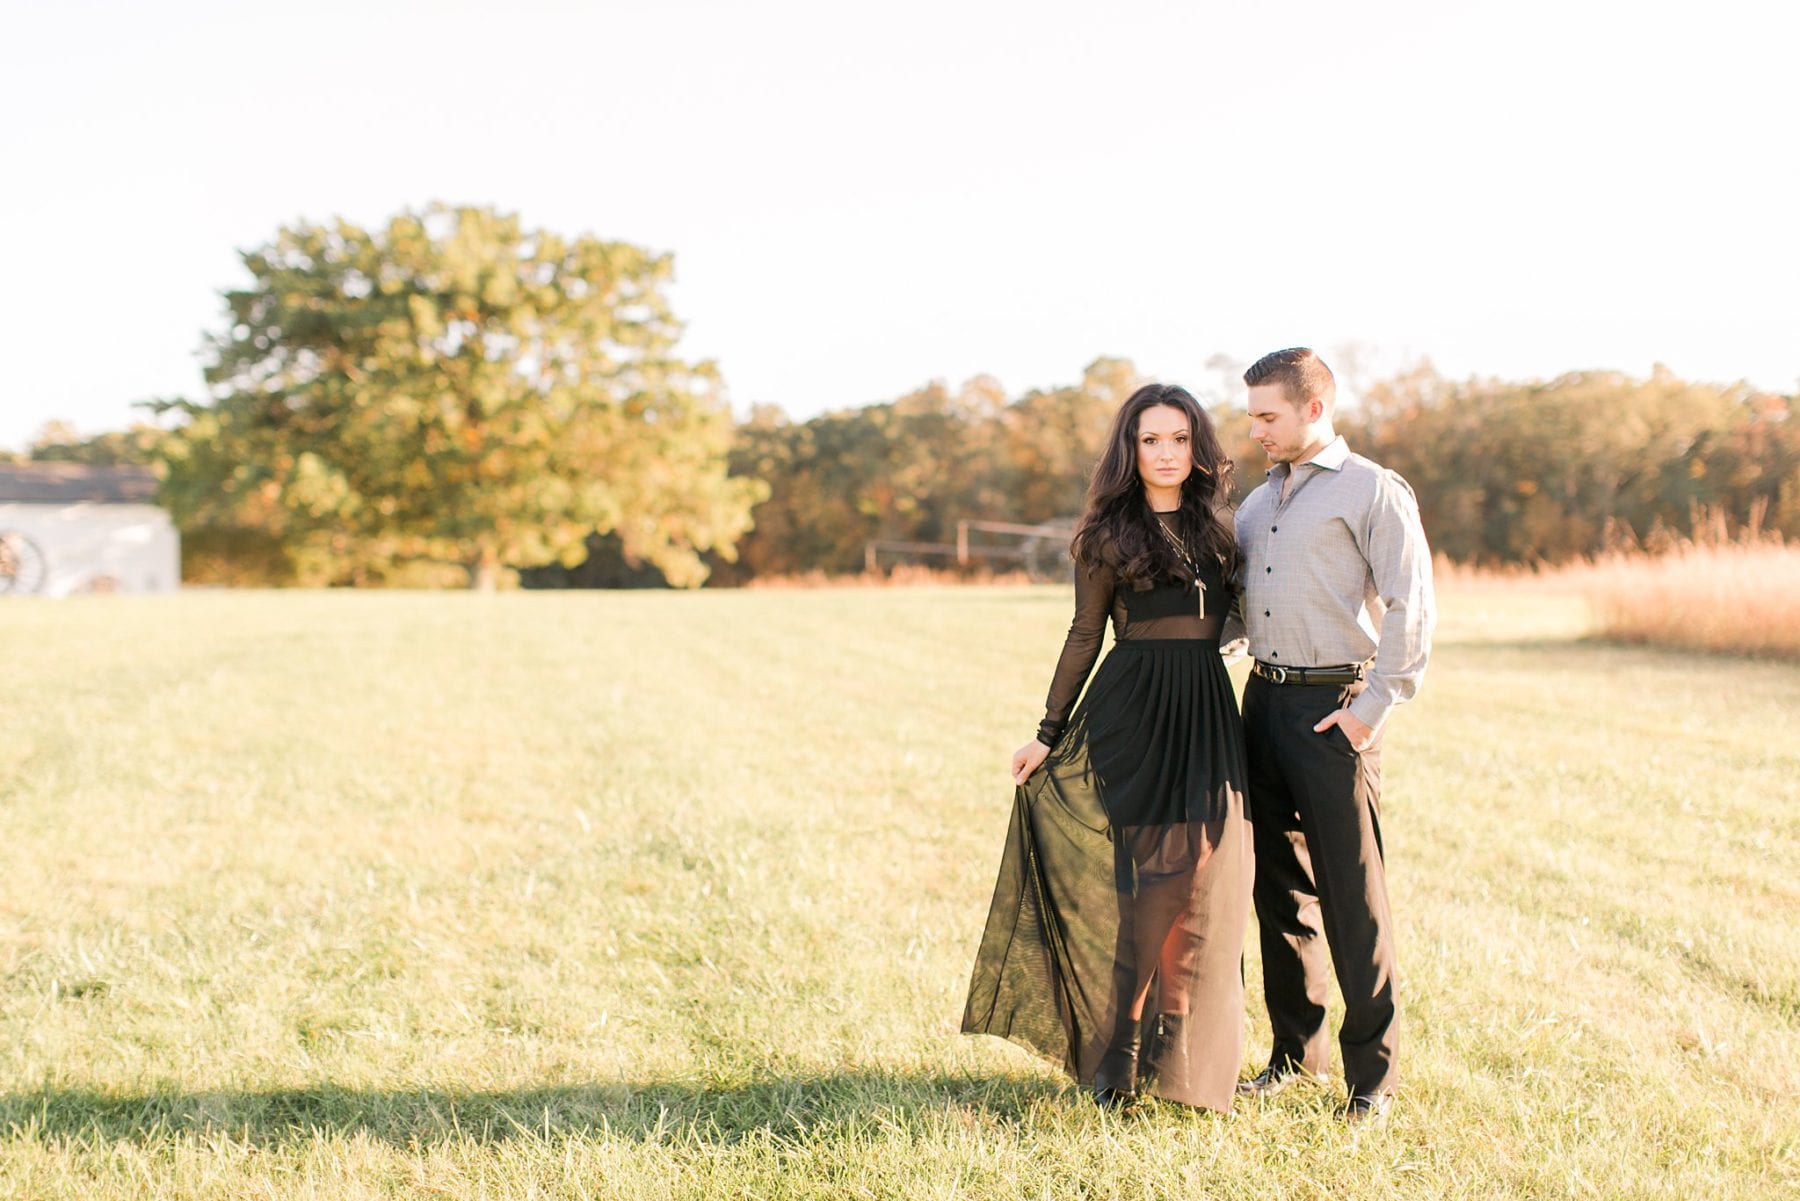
[{"xmin": 1347, "ymin": 690, "xmax": 1391, "ymax": 733}]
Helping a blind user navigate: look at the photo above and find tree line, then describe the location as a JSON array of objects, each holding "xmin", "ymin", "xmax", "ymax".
[
  {"xmin": 704, "ymin": 358, "xmax": 1797, "ymax": 581},
  {"xmin": 10, "ymin": 206, "xmax": 1795, "ymax": 586}
]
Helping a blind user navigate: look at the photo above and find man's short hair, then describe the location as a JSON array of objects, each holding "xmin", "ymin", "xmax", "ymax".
[{"xmin": 1244, "ymin": 347, "xmax": 1336, "ymax": 412}]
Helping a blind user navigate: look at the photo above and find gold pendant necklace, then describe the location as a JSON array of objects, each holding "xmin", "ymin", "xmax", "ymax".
[{"xmin": 1153, "ymin": 516, "xmax": 1205, "ymax": 619}]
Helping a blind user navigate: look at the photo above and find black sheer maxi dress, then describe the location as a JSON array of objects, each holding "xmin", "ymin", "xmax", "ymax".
[{"xmin": 962, "ymin": 524, "xmax": 1252, "ymax": 1111}]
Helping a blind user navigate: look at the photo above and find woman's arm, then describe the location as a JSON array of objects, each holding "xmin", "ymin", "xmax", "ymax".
[{"xmin": 1011, "ymin": 563, "xmax": 1115, "ymax": 784}]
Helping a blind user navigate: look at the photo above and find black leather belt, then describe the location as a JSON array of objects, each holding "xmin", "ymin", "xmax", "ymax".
[{"xmin": 1251, "ymin": 661, "xmax": 1367, "ymax": 686}]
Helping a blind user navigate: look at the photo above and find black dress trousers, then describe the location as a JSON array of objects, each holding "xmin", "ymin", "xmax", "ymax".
[{"xmin": 1242, "ymin": 674, "xmax": 1398, "ymax": 1097}]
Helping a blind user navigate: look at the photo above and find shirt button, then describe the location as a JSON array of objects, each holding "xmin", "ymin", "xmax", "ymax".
[
  {"xmin": 1265, "ymin": 566, "xmax": 1272, "ymax": 573},
  {"xmin": 1264, "ymin": 610, "xmax": 1270, "ymax": 617},
  {"xmin": 1271, "ymin": 651, "xmax": 1280, "ymax": 658},
  {"xmin": 1271, "ymin": 526, "xmax": 1278, "ymax": 532}
]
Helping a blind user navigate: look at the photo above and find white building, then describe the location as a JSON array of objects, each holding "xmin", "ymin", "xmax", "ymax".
[{"xmin": 0, "ymin": 464, "xmax": 180, "ymax": 596}]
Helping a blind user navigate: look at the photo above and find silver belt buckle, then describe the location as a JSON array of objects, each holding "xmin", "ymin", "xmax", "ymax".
[{"xmin": 1266, "ymin": 664, "xmax": 1288, "ymax": 684}]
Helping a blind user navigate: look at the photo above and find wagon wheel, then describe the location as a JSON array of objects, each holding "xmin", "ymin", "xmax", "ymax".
[{"xmin": 0, "ymin": 530, "xmax": 47, "ymax": 595}]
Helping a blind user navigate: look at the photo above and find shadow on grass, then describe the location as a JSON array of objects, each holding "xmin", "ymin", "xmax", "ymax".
[{"xmin": 0, "ymin": 1072, "xmax": 1069, "ymax": 1148}]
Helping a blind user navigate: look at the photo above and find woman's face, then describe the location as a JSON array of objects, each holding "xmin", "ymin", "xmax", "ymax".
[{"xmin": 1135, "ymin": 403, "xmax": 1193, "ymax": 490}]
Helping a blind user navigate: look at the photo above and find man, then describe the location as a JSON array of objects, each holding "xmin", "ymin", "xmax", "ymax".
[{"xmin": 1224, "ymin": 347, "xmax": 1435, "ymax": 1123}]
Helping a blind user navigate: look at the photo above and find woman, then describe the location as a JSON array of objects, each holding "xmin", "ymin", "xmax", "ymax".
[{"xmin": 962, "ymin": 383, "xmax": 1252, "ymax": 1112}]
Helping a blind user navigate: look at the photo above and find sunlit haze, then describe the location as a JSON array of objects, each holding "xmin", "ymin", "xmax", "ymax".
[{"xmin": 4, "ymin": 0, "xmax": 1795, "ymax": 450}]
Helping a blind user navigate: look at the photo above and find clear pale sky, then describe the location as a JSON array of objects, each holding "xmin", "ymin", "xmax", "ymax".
[{"xmin": 4, "ymin": 0, "xmax": 1795, "ymax": 451}]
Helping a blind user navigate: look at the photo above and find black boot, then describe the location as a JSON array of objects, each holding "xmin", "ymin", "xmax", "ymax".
[
  {"xmin": 1091, "ymin": 1017, "xmax": 1141, "ymax": 1109},
  {"xmin": 1141, "ymin": 1012, "xmax": 1188, "ymax": 1091}
]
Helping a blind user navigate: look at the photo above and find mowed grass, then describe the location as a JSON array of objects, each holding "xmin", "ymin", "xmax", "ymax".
[{"xmin": 1, "ymin": 585, "xmax": 1796, "ymax": 1200}]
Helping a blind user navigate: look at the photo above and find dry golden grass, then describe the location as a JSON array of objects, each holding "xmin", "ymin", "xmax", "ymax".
[
  {"xmin": 1470, "ymin": 537, "xmax": 1798, "ymax": 661},
  {"xmin": 1573, "ymin": 543, "xmax": 1800, "ymax": 659},
  {"xmin": 1431, "ymin": 503, "xmax": 1799, "ymax": 659}
]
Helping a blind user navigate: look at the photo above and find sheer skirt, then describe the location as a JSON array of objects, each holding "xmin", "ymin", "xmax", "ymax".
[{"xmin": 963, "ymin": 638, "xmax": 1252, "ymax": 1111}]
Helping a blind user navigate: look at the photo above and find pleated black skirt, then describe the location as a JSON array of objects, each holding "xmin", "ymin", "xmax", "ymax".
[{"xmin": 962, "ymin": 639, "xmax": 1252, "ymax": 1111}]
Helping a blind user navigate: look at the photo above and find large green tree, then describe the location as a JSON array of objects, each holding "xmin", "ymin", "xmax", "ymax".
[{"xmin": 156, "ymin": 204, "xmax": 762, "ymax": 588}]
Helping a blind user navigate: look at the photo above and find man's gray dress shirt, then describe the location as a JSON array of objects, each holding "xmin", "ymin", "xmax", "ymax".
[{"xmin": 1223, "ymin": 436, "xmax": 1436, "ymax": 732}]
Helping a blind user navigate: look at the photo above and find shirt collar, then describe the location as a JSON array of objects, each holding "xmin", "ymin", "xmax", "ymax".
[
  {"xmin": 1268, "ymin": 435, "xmax": 1350, "ymax": 483},
  {"xmin": 1307, "ymin": 435, "xmax": 1351, "ymax": 471}
]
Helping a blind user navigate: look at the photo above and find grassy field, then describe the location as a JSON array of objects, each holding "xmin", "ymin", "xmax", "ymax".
[{"xmin": 1, "ymin": 584, "xmax": 1796, "ymax": 1199}]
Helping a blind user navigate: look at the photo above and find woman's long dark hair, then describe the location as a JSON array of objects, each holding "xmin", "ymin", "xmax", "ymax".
[{"xmin": 1070, "ymin": 383, "xmax": 1239, "ymax": 590}]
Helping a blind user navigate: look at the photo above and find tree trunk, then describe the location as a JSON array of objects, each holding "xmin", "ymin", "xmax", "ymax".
[{"xmin": 468, "ymin": 543, "xmax": 501, "ymax": 591}]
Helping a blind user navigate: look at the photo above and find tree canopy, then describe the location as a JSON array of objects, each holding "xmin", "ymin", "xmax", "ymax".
[
  {"xmin": 154, "ymin": 205, "xmax": 763, "ymax": 587},
  {"xmin": 715, "ymin": 359, "xmax": 1140, "ymax": 580},
  {"xmin": 710, "ymin": 359, "xmax": 1795, "ymax": 581},
  {"xmin": 1345, "ymin": 364, "xmax": 1799, "ymax": 563}
]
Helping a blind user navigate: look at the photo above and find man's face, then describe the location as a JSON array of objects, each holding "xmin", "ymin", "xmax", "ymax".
[{"xmin": 1247, "ymin": 384, "xmax": 1314, "ymax": 464}]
